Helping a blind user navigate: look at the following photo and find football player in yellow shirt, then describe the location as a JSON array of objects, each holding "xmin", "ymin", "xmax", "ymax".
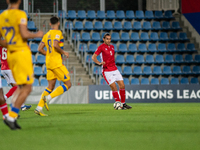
[
  {"xmin": 34, "ymin": 16, "xmax": 71, "ymax": 116},
  {"xmin": 0, "ymin": 0, "xmax": 43, "ymax": 130}
]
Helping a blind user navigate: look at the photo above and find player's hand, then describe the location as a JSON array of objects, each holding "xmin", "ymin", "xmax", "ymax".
[
  {"xmin": 99, "ymin": 62, "xmax": 105, "ymax": 65},
  {"xmin": 63, "ymin": 51, "xmax": 69, "ymax": 58},
  {"xmin": 36, "ymin": 31, "xmax": 44, "ymax": 37}
]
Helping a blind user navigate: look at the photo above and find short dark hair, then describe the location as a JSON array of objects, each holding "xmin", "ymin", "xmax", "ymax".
[
  {"xmin": 50, "ymin": 17, "xmax": 59, "ymax": 25},
  {"xmin": 10, "ymin": 0, "xmax": 18, "ymax": 3},
  {"xmin": 103, "ymin": 33, "xmax": 110, "ymax": 39}
]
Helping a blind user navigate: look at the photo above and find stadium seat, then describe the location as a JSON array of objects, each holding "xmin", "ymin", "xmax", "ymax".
[
  {"xmin": 123, "ymin": 78, "xmax": 130, "ymax": 85},
  {"xmin": 187, "ymin": 43, "xmax": 196, "ymax": 52},
  {"xmin": 116, "ymin": 10, "xmax": 125, "ymax": 19},
  {"xmin": 100, "ymin": 78, "xmax": 107, "ymax": 85},
  {"xmin": 74, "ymin": 21, "xmax": 83, "ymax": 30},
  {"xmin": 135, "ymin": 10, "xmax": 145, "ymax": 19},
  {"xmin": 33, "ymin": 79, "xmax": 39, "ymax": 86},
  {"xmin": 65, "ymin": 21, "xmax": 73, "ymax": 29},
  {"xmin": 160, "ymin": 32, "xmax": 169, "ymax": 41},
  {"xmin": 44, "ymin": 67, "xmax": 47, "ymax": 74},
  {"xmin": 113, "ymin": 21, "xmax": 123, "ymax": 30},
  {"xmin": 141, "ymin": 78, "xmax": 149, "ymax": 85},
  {"xmin": 154, "ymin": 11, "xmax": 164, "ymax": 19},
  {"xmin": 72, "ymin": 32, "xmax": 80, "ymax": 41},
  {"xmin": 80, "ymin": 32, "xmax": 90, "ymax": 42},
  {"xmin": 121, "ymin": 32, "xmax": 130, "ymax": 42},
  {"xmin": 79, "ymin": 43, "xmax": 88, "ymax": 52},
  {"xmin": 77, "ymin": 10, "xmax": 86, "ymax": 20},
  {"xmin": 116, "ymin": 55, "xmax": 125, "ymax": 64},
  {"xmin": 152, "ymin": 21, "xmax": 162, "ymax": 30},
  {"xmin": 128, "ymin": 44, "xmax": 137, "ymax": 53},
  {"xmin": 151, "ymin": 78, "xmax": 159, "ymax": 85},
  {"xmin": 177, "ymin": 43, "xmax": 186, "ymax": 52},
  {"xmin": 40, "ymin": 79, "xmax": 48, "ymax": 86},
  {"xmin": 133, "ymin": 66, "xmax": 142, "ymax": 75},
  {"xmin": 171, "ymin": 21, "xmax": 181, "ymax": 30},
  {"xmin": 174, "ymin": 55, "xmax": 184, "ymax": 63},
  {"xmin": 87, "ymin": 10, "xmax": 96, "ymax": 19},
  {"xmin": 192, "ymin": 66, "xmax": 200, "ymax": 74},
  {"xmin": 104, "ymin": 21, "xmax": 113, "ymax": 30},
  {"xmin": 133, "ymin": 22, "xmax": 142, "ymax": 30},
  {"xmin": 93, "ymin": 66, "xmax": 101, "ymax": 75},
  {"xmin": 143, "ymin": 21, "xmax": 152, "ymax": 30},
  {"xmin": 136, "ymin": 55, "xmax": 145, "ymax": 64},
  {"xmin": 172, "ymin": 66, "xmax": 182, "ymax": 75},
  {"xmin": 118, "ymin": 44, "xmax": 128, "ymax": 53},
  {"xmin": 155, "ymin": 55, "xmax": 164, "ymax": 63},
  {"xmin": 140, "ymin": 32, "xmax": 149, "ymax": 41},
  {"xmin": 107, "ymin": 10, "xmax": 116, "ymax": 19},
  {"xmin": 145, "ymin": 10, "xmax": 154, "ymax": 19},
  {"xmin": 145, "ymin": 55, "xmax": 154, "ymax": 64},
  {"xmin": 91, "ymin": 32, "xmax": 101, "ymax": 42},
  {"xmin": 167, "ymin": 43, "xmax": 176, "ymax": 52},
  {"xmin": 2, "ymin": 79, "xmax": 8, "ymax": 87},
  {"xmin": 123, "ymin": 66, "xmax": 132, "ymax": 76},
  {"xmin": 66, "ymin": 10, "xmax": 76, "ymax": 20},
  {"xmin": 32, "ymin": 55, "xmax": 36, "ymax": 64},
  {"xmin": 169, "ymin": 32, "xmax": 179, "ymax": 41},
  {"xmin": 163, "ymin": 66, "xmax": 172, "ymax": 75},
  {"xmin": 194, "ymin": 55, "xmax": 200, "ymax": 63},
  {"xmin": 36, "ymin": 55, "xmax": 45, "ymax": 64},
  {"xmin": 34, "ymin": 66, "xmax": 44, "ymax": 76},
  {"xmin": 125, "ymin": 55, "xmax": 135, "ymax": 64},
  {"xmin": 158, "ymin": 43, "xmax": 167, "ymax": 52},
  {"xmin": 0, "ymin": 10, "xmax": 4, "ymax": 14},
  {"xmin": 84, "ymin": 21, "xmax": 93, "ymax": 30},
  {"xmin": 24, "ymin": 10, "xmax": 30, "ymax": 19},
  {"xmin": 86, "ymin": 55, "xmax": 92, "ymax": 63},
  {"xmin": 165, "ymin": 55, "xmax": 174, "ymax": 63},
  {"xmin": 94, "ymin": 21, "xmax": 103, "ymax": 30},
  {"xmin": 97, "ymin": 11, "xmax": 106, "ymax": 19},
  {"xmin": 184, "ymin": 55, "xmax": 193, "ymax": 63},
  {"xmin": 182, "ymin": 66, "xmax": 192, "ymax": 75},
  {"xmin": 161, "ymin": 78, "xmax": 169, "ymax": 85},
  {"xmin": 111, "ymin": 32, "xmax": 120, "ymax": 41},
  {"xmin": 148, "ymin": 43, "xmax": 157, "ymax": 52},
  {"xmin": 30, "ymin": 43, "xmax": 38, "ymax": 53},
  {"xmin": 150, "ymin": 32, "xmax": 159, "ymax": 41},
  {"xmin": 88, "ymin": 44, "xmax": 97, "ymax": 53},
  {"xmin": 162, "ymin": 21, "xmax": 171, "ymax": 30},
  {"xmin": 138, "ymin": 43, "xmax": 147, "ymax": 52},
  {"xmin": 27, "ymin": 21, "xmax": 37, "ymax": 31},
  {"xmin": 143, "ymin": 66, "xmax": 152, "ymax": 75},
  {"xmin": 117, "ymin": 66, "xmax": 123, "ymax": 74},
  {"xmin": 153, "ymin": 66, "xmax": 162, "ymax": 75},
  {"xmin": 126, "ymin": 10, "xmax": 135, "ymax": 19},
  {"xmin": 123, "ymin": 21, "xmax": 132, "ymax": 31},
  {"xmin": 180, "ymin": 78, "xmax": 189, "ymax": 84},
  {"xmin": 112, "ymin": 43, "xmax": 118, "ymax": 51},
  {"xmin": 164, "ymin": 10, "xmax": 174, "ymax": 19},
  {"xmin": 179, "ymin": 32, "xmax": 189, "ymax": 41},
  {"xmin": 171, "ymin": 78, "xmax": 179, "ymax": 84},
  {"xmin": 131, "ymin": 78, "xmax": 139, "ymax": 85},
  {"xmin": 131, "ymin": 32, "xmax": 140, "ymax": 41},
  {"xmin": 190, "ymin": 78, "xmax": 199, "ymax": 84}
]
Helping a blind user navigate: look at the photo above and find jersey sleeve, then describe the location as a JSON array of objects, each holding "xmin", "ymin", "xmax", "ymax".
[
  {"xmin": 54, "ymin": 31, "xmax": 62, "ymax": 42},
  {"xmin": 94, "ymin": 45, "xmax": 102, "ymax": 55},
  {"xmin": 18, "ymin": 11, "xmax": 27, "ymax": 25}
]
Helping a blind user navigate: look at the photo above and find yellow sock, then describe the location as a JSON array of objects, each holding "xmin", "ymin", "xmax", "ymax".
[
  {"xmin": 38, "ymin": 88, "xmax": 52, "ymax": 107},
  {"xmin": 50, "ymin": 84, "xmax": 68, "ymax": 99}
]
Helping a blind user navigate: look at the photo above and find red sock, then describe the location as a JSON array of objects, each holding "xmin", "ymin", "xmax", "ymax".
[
  {"xmin": 112, "ymin": 91, "xmax": 120, "ymax": 102},
  {"xmin": 6, "ymin": 86, "xmax": 17, "ymax": 98},
  {"xmin": 119, "ymin": 89, "xmax": 126, "ymax": 103},
  {"xmin": 0, "ymin": 103, "xmax": 8, "ymax": 116}
]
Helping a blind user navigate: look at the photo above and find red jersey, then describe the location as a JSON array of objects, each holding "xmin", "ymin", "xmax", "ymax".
[
  {"xmin": 95, "ymin": 43, "xmax": 117, "ymax": 72},
  {"xmin": 0, "ymin": 46, "xmax": 10, "ymax": 70}
]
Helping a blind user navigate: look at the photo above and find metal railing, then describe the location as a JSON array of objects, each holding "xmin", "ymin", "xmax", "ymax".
[
  {"xmin": 35, "ymin": 9, "xmax": 41, "ymax": 30},
  {"xmin": 70, "ymin": 66, "xmax": 76, "ymax": 86}
]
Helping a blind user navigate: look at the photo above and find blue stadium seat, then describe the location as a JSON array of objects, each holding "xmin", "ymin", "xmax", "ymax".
[
  {"xmin": 80, "ymin": 32, "xmax": 90, "ymax": 42},
  {"xmin": 131, "ymin": 78, "xmax": 139, "ymax": 85},
  {"xmin": 169, "ymin": 32, "xmax": 179, "ymax": 41},
  {"xmin": 145, "ymin": 55, "xmax": 154, "ymax": 64},
  {"xmin": 121, "ymin": 32, "xmax": 130, "ymax": 42},
  {"xmin": 34, "ymin": 66, "xmax": 44, "ymax": 76},
  {"xmin": 162, "ymin": 21, "xmax": 171, "ymax": 30},
  {"xmin": 123, "ymin": 66, "xmax": 132, "ymax": 76},
  {"xmin": 155, "ymin": 55, "xmax": 164, "ymax": 63},
  {"xmin": 104, "ymin": 21, "xmax": 113, "ymax": 30},
  {"xmin": 145, "ymin": 10, "xmax": 154, "ymax": 19},
  {"xmin": 116, "ymin": 55, "xmax": 125, "ymax": 64},
  {"xmin": 174, "ymin": 55, "xmax": 184, "ymax": 63},
  {"xmin": 133, "ymin": 22, "xmax": 142, "ymax": 30},
  {"xmin": 77, "ymin": 10, "xmax": 86, "ymax": 20},
  {"xmin": 27, "ymin": 21, "xmax": 37, "ymax": 31},
  {"xmin": 164, "ymin": 10, "xmax": 174, "ymax": 19},
  {"xmin": 117, "ymin": 66, "xmax": 123, "ymax": 74},
  {"xmin": 65, "ymin": 21, "xmax": 73, "ymax": 29},
  {"xmin": 161, "ymin": 78, "xmax": 169, "ymax": 85},
  {"xmin": 74, "ymin": 21, "xmax": 83, "ymax": 30},
  {"xmin": 179, "ymin": 32, "xmax": 189, "ymax": 41},
  {"xmin": 88, "ymin": 44, "xmax": 97, "ymax": 53},
  {"xmin": 40, "ymin": 79, "xmax": 48, "ymax": 86},
  {"xmin": 171, "ymin": 78, "xmax": 179, "ymax": 84},
  {"xmin": 32, "ymin": 55, "xmax": 36, "ymax": 64},
  {"xmin": 125, "ymin": 55, "xmax": 135, "ymax": 64},
  {"xmin": 136, "ymin": 55, "xmax": 145, "ymax": 64},
  {"xmin": 123, "ymin": 78, "xmax": 130, "ymax": 85},
  {"xmin": 36, "ymin": 55, "xmax": 45, "ymax": 64},
  {"xmin": 114, "ymin": 21, "xmax": 123, "ymax": 30},
  {"xmin": 177, "ymin": 43, "xmax": 186, "ymax": 52},
  {"xmin": 79, "ymin": 43, "xmax": 88, "ymax": 52},
  {"xmin": 94, "ymin": 21, "xmax": 103, "ymax": 30},
  {"xmin": 165, "ymin": 55, "xmax": 174, "ymax": 63},
  {"xmin": 172, "ymin": 66, "xmax": 182, "ymax": 75},
  {"xmin": 107, "ymin": 10, "xmax": 116, "ymax": 19},
  {"xmin": 123, "ymin": 21, "xmax": 132, "ymax": 31},
  {"xmin": 2, "ymin": 79, "xmax": 8, "ymax": 87},
  {"xmin": 128, "ymin": 44, "xmax": 137, "ymax": 53},
  {"xmin": 58, "ymin": 10, "xmax": 67, "ymax": 19},
  {"xmin": 171, "ymin": 21, "xmax": 181, "ymax": 30},
  {"xmin": 192, "ymin": 66, "xmax": 200, "ymax": 74},
  {"xmin": 150, "ymin": 32, "xmax": 159, "ymax": 41},
  {"xmin": 111, "ymin": 32, "xmax": 120, "ymax": 41},
  {"xmin": 151, "ymin": 78, "xmax": 159, "ymax": 85},
  {"xmin": 97, "ymin": 11, "xmax": 106, "ymax": 19},
  {"xmin": 84, "ymin": 21, "xmax": 93, "ymax": 30},
  {"xmin": 112, "ymin": 43, "xmax": 118, "ymax": 51},
  {"xmin": 116, "ymin": 10, "xmax": 125, "ymax": 19},
  {"xmin": 187, "ymin": 43, "xmax": 196, "ymax": 52},
  {"xmin": 182, "ymin": 66, "xmax": 192, "ymax": 75},
  {"xmin": 44, "ymin": 67, "xmax": 47, "ymax": 74},
  {"xmin": 163, "ymin": 66, "xmax": 172, "ymax": 75},
  {"xmin": 91, "ymin": 32, "xmax": 101, "ymax": 42},
  {"xmin": 158, "ymin": 43, "xmax": 167, "ymax": 52},
  {"xmin": 100, "ymin": 78, "xmax": 107, "ymax": 85},
  {"xmin": 135, "ymin": 10, "xmax": 145, "ymax": 19},
  {"xmin": 180, "ymin": 78, "xmax": 189, "ymax": 84},
  {"xmin": 131, "ymin": 32, "xmax": 140, "ymax": 41},
  {"xmin": 167, "ymin": 43, "xmax": 176, "ymax": 52},
  {"xmin": 154, "ymin": 11, "xmax": 164, "ymax": 19},
  {"xmin": 190, "ymin": 78, "xmax": 199, "ymax": 84},
  {"xmin": 72, "ymin": 32, "xmax": 80, "ymax": 41},
  {"xmin": 148, "ymin": 43, "xmax": 157, "ymax": 52},
  {"xmin": 93, "ymin": 66, "xmax": 101, "ymax": 75},
  {"xmin": 118, "ymin": 44, "xmax": 128, "ymax": 53},
  {"xmin": 184, "ymin": 54, "xmax": 193, "ymax": 63},
  {"xmin": 86, "ymin": 55, "xmax": 92, "ymax": 63},
  {"xmin": 160, "ymin": 32, "xmax": 169, "ymax": 41},
  {"xmin": 126, "ymin": 10, "xmax": 135, "ymax": 19},
  {"xmin": 194, "ymin": 55, "xmax": 200, "ymax": 63},
  {"xmin": 133, "ymin": 66, "xmax": 142, "ymax": 75},
  {"xmin": 152, "ymin": 21, "xmax": 162, "ymax": 30},
  {"xmin": 30, "ymin": 43, "xmax": 38, "ymax": 53},
  {"xmin": 141, "ymin": 78, "xmax": 149, "ymax": 85},
  {"xmin": 143, "ymin": 21, "xmax": 152, "ymax": 30},
  {"xmin": 138, "ymin": 43, "xmax": 147, "ymax": 52},
  {"xmin": 87, "ymin": 10, "xmax": 96, "ymax": 19},
  {"xmin": 67, "ymin": 10, "xmax": 76, "ymax": 20},
  {"xmin": 153, "ymin": 66, "xmax": 162, "ymax": 75},
  {"xmin": 143, "ymin": 66, "xmax": 152, "ymax": 75},
  {"xmin": 140, "ymin": 32, "xmax": 149, "ymax": 41},
  {"xmin": 33, "ymin": 79, "xmax": 39, "ymax": 86}
]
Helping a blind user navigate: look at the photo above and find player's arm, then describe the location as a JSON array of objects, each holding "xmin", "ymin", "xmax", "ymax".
[
  {"xmin": 38, "ymin": 42, "xmax": 46, "ymax": 55},
  {"xmin": 92, "ymin": 53, "xmax": 105, "ymax": 65},
  {"xmin": 19, "ymin": 25, "xmax": 43, "ymax": 40},
  {"xmin": 53, "ymin": 40, "xmax": 69, "ymax": 58},
  {"xmin": 0, "ymin": 33, "xmax": 7, "ymax": 48}
]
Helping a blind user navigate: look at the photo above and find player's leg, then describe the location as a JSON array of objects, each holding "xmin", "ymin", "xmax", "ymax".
[{"xmin": 0, "ymin": 89, "xmax": 9, "ymax": 120}]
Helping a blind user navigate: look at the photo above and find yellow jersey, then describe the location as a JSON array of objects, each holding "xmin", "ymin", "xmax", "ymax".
[
  {"xmin": 0, "ymin": 9, "xmax": 29, "ymax": 52},
  {"xmin": 42, "ymin": 29, "xmax": 64, "ymax": 69}
]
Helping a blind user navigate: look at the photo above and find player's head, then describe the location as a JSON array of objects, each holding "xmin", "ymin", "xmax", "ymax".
[
  {"xmin": 50, "ymin": 16, "xmax": 60, "ymax": 28},
  {"xmin": 103, "ymin": 33, "xmax": 111, "ymax": 46},
  {"xmin": 8, "ymin": 0, "xmax": 21, "ymax": 4}
]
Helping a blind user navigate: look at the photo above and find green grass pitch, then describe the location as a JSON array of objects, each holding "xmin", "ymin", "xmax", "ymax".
[{"xmin": 0, "ymin": 103, "xmax": 200, "ymax": 150}]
